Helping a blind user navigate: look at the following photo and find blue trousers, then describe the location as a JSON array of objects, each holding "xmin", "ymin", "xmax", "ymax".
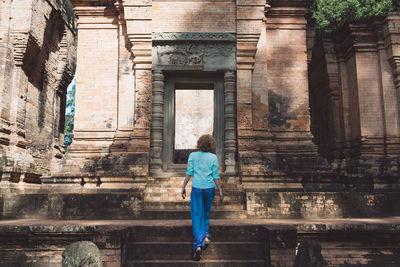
[{"xmin": 190, "ymin": 187, "xmax": 215, "ymax": 250}]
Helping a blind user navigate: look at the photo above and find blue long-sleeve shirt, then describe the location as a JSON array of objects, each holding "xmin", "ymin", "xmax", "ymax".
[{"xmin": 185, "ymin": 151, "xmax": 220, "ymax": 189}]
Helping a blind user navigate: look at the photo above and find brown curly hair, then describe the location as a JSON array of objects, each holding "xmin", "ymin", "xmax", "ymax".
[{"xmin": 197, "ymin": 134, "xmax": 216, "ymax": 153}]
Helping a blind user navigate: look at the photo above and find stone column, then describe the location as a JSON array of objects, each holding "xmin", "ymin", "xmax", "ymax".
[
  {"xmin": 150, "ymin": 70, "xmax": 164, "ymax": 175},
  {"xmin": 224, "ymin": 71, "xmax": 238, "ymax": 175}
]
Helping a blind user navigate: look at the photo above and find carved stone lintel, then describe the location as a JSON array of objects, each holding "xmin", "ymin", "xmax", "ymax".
[
  {"xmin": 152, "ymin": 32, "xmax": 237, "ymax": 70},
  {"xmin": 153, "ymin": 42, "xmax": 236, "ymax": 71}
]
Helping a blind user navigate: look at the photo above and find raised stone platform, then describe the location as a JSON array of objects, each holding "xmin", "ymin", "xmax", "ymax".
[
  {"xmin": 0, "ymin": 218, "xmax": 398, "ymax": 266},
  {"xmin": 1, "ymin": 181, "xmax": 399, "ymax": 220}
]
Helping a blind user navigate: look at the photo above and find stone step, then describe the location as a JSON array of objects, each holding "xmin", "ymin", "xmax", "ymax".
[
  {"xmin": 147, "ymin": 178, "xmax": 241, "ymax": 189},
  {"xmin": 122, "ymin": 225, "xmax": 267, "ymax": 266},
  {"xmin": 146, "ymin": 184, "xmax": 242, "ymax": 192},
  {"xmin": 147, "ymin": 181, "xmax": 242, "ymax": 189},
  {"xmin": 123, "ymin": 259, "xmax": 266, "ymax": 267},
  {"xmin": 143, "ymin": 194, "xmax": 243, "ymax": 202},
  {"xmin": 144, "ymin": 189, "xmax": 244, "ymax": 202},
  {"xmin": 139, "ymin": 209, "xmax": 247, "ymax": 219},
  {"xmin": 143, "ymin": 201, "xmax": 244, "ymax": 210},
  {"xmin": 125, "ymin": 225, "xmax": 265, "ymax": 243},
  {"xmin": 164, "ymin": 177, "xmax": 241, "ymax": 183},
  {"xmin": 125, "ymin": 241, "xmax": 265, "ymax": 261},
  {"xmin": 145, "ymin": 183, "xmax": 241, "ymax": 191},
  {"xmin": 144, "ymin": 187, "xmax": 243, "ymax": 194}
]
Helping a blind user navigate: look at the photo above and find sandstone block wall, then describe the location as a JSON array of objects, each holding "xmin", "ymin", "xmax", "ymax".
[{"xmin": 0, "ymin": 0, "xmax": 76, "ymax": 183}]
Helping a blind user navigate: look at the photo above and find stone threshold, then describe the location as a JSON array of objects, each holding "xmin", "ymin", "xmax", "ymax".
[{"xmin": 0, "ymin": 217, "xmax": 399, "ymax": 229}]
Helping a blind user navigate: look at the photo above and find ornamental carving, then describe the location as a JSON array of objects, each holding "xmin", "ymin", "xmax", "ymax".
[
  {"xmin": 157, "ymin": 43, "xmax": 204, "ymax": 66},
  {"xmin": 153, "ymin": 42, "xmax": 236, "ymax": 71},
  {"xmin": 152, "ymin": 32, "xmax": 236, "ymax": 42}
]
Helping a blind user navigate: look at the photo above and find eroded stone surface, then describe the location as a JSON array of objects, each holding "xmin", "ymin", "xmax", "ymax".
[
  {"xmin": 62, "ymin": 241, "xmax": 101, "ymax": 267},
  {"xmin": 0, "ymin": 0, "xmax": 76, "ymax": 182}
]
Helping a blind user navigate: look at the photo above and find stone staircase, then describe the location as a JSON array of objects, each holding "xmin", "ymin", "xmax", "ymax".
[
  {"xmin": 141, "ymin": 176, "xmax": 247, "ymax": 219},
  {"xmin": 122, "ymin": 225, "xmax": 267, "ymax": 266}
]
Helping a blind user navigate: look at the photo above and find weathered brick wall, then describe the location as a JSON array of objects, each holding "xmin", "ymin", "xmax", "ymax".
[
  {"xmin": 297, "ymin": 224, "xmax": 400, "ymax": 267},
  {"xmin": 308, "ymin": 14, "xmax": 400, "ymax": 178},
  {"xmin": 246, "ymin": 191, "xmax": 400, "ymax": 219},
  {"xmin": 58, "ymin": 0, "xmax": 238, "ymax": 181},
  {"xmin": 0, "ymin": 0, "xmax": 76, "ymax": 182},
  {"xmin": 0, "ymin": 225, "xmax": 122, "ymax": 267},
  {"xmin": 53, "ymin": 1, "xmax": 152, "ymax": 180},
  {"xmin": 239, "ymin": 2, "xmax": 331, "ymax": 187},
  {"xmin": 152, "ymin": 0, "xmax": 236, "ymax": 33},
  {"xmin": 74, "ymin": 28, "xmax": 118, "ymax": 132}
]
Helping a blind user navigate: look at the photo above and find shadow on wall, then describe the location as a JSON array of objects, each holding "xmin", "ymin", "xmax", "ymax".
[
  {"xmin": 268, "ymin": 90, "xmax": 294, "ymax": 129},
  {"xmin": 22, "ymin": 9, "xmax": 66, "ymax": 130},
  {"xmin": 308, "ymin": 37, "xmax": 337, "ymax": 162}
]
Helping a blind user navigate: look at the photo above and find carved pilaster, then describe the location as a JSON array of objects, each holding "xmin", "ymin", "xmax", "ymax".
[
  {"xmin": 236, "ymin": 0, "xmax": 268, "ymax": 135},
  {"xmin": 9, "ymin": 29, "xmax": 31, "ymax": 149},
  {"xmin": 122, "ymin": 0, "xmax": 152, "ymax": 149},
  {"xmin": 224, "ymin": 71, "xmax": 238, "ymax": 175},
  {"xmin": 322, "ymin": 38, "xmax": 344, "ymax": 152},
  {"xmin": 385, "ymin": 13, "xmax": 400, "ymax": 100},
  {"xmin": 10, "ymin": 32, "xmax": 29, "ymax": 66},
  {"xmin": 122, "ymin": 0, "xmax": 152, "ymax": 70},
  {"xmin": 110, "ymin": 1, "xmax": 134, "ymax": 152},
  {"xmin": 150, "ymin": 70, "xmax": 164, "ymax": 175},
  {"xmin": 8, "ymin": 31, "xmax": 31, "ymax": 153},
  {"xmin": 307, "ymin": 26, "xmax": 316, "ymax": 66},
  {"xmin": 236, "ymin": 1, "xmax": 269, "ymax": 71},
  {"xmin": 1, "ymin": 29, "xmax": 37, "ymax": 182}
]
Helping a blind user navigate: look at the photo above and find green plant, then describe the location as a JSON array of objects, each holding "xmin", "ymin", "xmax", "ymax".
[
  {"xmin": 311, "ymin": 0, "xmax": 398, "ymax": 32},
  {"xmin": 63, "ymin": 77, "xmax": 75, "ymax": 147}
]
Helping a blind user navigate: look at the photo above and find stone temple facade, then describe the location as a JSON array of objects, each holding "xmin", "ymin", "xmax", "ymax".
[{"xmin": 0, "ymin": 0, "xmax": 400, "ymax": 266}]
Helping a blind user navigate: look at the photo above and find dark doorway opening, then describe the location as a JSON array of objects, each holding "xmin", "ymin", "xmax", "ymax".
[{"xmin": 163, "ymin": 72, "xmax": 225, "ymax": 172}]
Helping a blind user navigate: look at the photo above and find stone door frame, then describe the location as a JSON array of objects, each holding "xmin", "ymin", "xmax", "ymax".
[
  {"xmin": 150, "ymin": 32, "xmax": 238, "ymax": 177},
  {"xmin": 150, "ymin": 70, "xmax": 237, "ymax": 176},
  {"xmin": 162, "ymin": 72, "xmax": 225, "ymax": 172}
]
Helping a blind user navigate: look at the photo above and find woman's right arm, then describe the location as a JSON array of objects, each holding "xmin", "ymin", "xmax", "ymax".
[
  {"xmin": 214, "ymin": 179, "xmax": 224, "ymax": 202},
  {"xmin": 212, "ymin": 156, "xmax": 223, "ymax": 202}
]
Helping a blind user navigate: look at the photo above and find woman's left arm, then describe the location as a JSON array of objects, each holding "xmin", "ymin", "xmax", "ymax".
[
  {"xmin": 181, "ymin": 175, "xmax": 191, "ymax": 199},
  {"xmin": 182, "ymin": 153, "xmax": 194, "ymax": 199}
]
